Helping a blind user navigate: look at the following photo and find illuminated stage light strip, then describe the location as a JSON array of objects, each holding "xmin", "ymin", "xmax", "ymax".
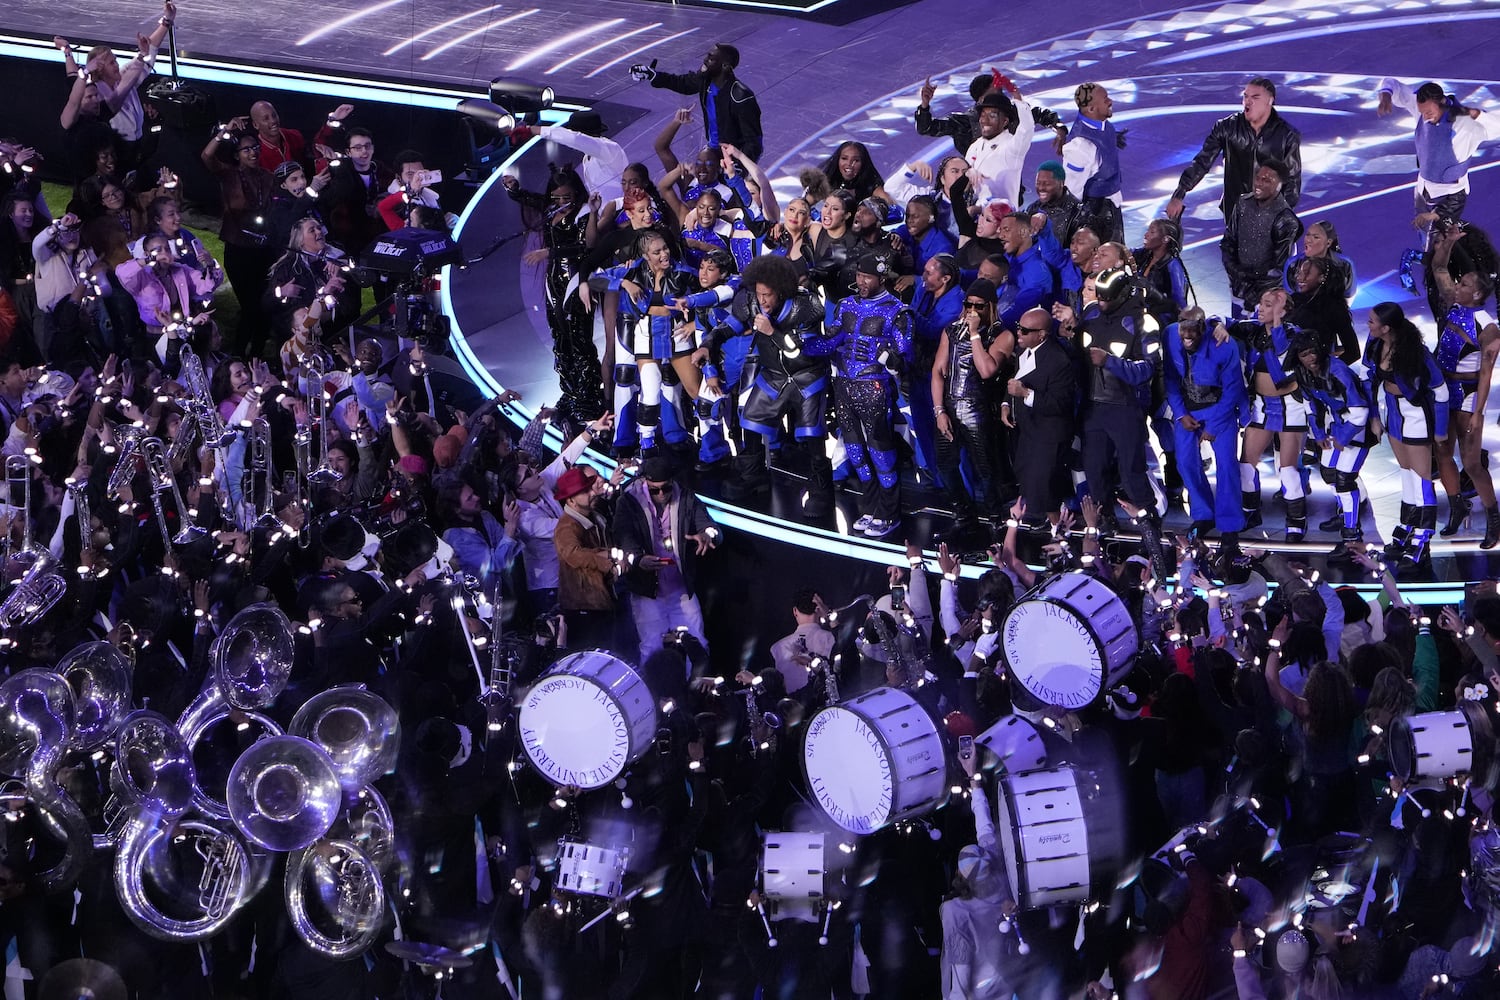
[
  {"xmin": 507, "ymin": 18, "xmax": 626, "ymax": 71},
  {"xmin": 545, "ymin": 23, "xmax": 661, "ymax": 75},
  {"xmin": 382, "ymin": 4, "xmax": 504, "ymax": 57},
  {"xmin": 423, "ymin": 9, "xmax": 541, "ymax": 61},
  {"xmin": 585, "ymin": 28, "xmax": 700, "ymax": 80},
  {"xmin": 0, "ymin": 32, "xmax": 587, "ymax": 114},
  {"xmin": 296, "ymin": 0, "xmax": 407, "ymax": 46}
]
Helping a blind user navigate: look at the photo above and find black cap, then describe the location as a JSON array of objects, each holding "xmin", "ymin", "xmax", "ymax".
[
  {"xmin": 562, "ymin": 110, "xmax": 608, "ymax": 137},
  {"xmin": 965, "ymin": 278, "xmax": 998, "ymax": 303},
  {"xmin": 856, "ymin": 253, "xmax": 889, "ymax": 277},
  {"xmin": 637, "ymin": 455, "xmax": 676, "ymax": 483}
]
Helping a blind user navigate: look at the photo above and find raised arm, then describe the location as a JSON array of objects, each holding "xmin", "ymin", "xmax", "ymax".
[
  {"xmin": 721, "ymin": 143, "xmax": 778, "ymax": 225},
  {"xmin": 654, "ymin": 109, "xmax": 690, "ymax": 176}
]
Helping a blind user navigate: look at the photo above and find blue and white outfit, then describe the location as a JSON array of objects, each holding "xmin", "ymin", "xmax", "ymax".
[
  {"xmin": 1062, "ymin": 113, "xmax": 1124, "ymax": 242},
  {"xmin": 671, "ymin": 278, "xmax": 741, "ymax": 465},
  {"xmin": 1437, "ymin": 303, "xmax": 1493, "ymax": 414},
  {"xmin": 1302, "ymin": 357, "xmax": 1375, "ymax": 539},
  {"xmin": 1366, "ymin": 334, "xmax": 1450, "ymax": 559},
  {"xmin": 1377, "ymin": 78, "xmax": 1500, "ymax": 238}
]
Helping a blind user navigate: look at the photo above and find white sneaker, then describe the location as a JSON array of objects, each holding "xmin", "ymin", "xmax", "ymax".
[
  {"xmin": 863, "ymin": 518, "xmax": 898, "ymax": 538},
  {"xmin": 851, "ymin": 514, "xmax": 875, "ymax": 533}
]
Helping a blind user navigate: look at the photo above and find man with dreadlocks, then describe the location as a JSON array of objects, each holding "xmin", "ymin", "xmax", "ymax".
[{"xmin": 1060, "ymin": 82, "xmax": 1125, "ymax": 244}]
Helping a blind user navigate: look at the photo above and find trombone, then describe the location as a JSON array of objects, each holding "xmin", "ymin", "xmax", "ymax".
[
  {"xmin": 141, "ymin": 436, "xmax": 206, "ymax": 548},
  {"xmin": 179, "ymin": 348, "xmax": 237, "ymax": 449},
  {"xmin": 303, "ymin": 359, "xmax": 342, "ymax": 487},
  {"xmin": 245, "ymin": 418, "xmax": 279, "ymax": 529}
]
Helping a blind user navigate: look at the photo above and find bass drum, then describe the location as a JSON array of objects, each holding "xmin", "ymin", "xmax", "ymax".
[
  {"xmin": 1389, "ymin": 701, "xmax": 1499, "ymax": 791},
  {"xmin": 518, "ymin": 652, "xmax": 657, "ymax": 790},
  {"xmin": 1001, "ymin": 573, "xmax": 1138, "ymax": 710},
  {"xmin": 761, "ymin": 831, "xmax": 825, "ymax": 922},
  {"xmin": 801, "ymin": 687, "xmax": 947, "ymax": 835},
  {"xmin": 994, "ymin": 766, "xmax": 1126, "ymax": 909}
]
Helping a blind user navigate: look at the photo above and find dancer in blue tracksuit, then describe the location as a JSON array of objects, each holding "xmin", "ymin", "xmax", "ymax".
[
  {"xmin": 803, "ymin": 254, "xmax": 914, "ymax": 538},
  {"xmin": 1227, "ymin": 286, "xmax": 1308, "ymax": 540},
  {"xmin": 1295, "ymin": 331, "xmax": 1375, "ymax": 552},
  {"xmin": 1162, "ymin": 306, "xmax": 1249, "ymax": 541}
]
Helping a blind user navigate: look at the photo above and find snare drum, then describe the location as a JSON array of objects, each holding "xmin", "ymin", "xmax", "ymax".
[
  {"xmin": 994, "ymin": 766, "xmax": 1123, "ymax": 909},
  {"xmin": 518, "ymin": 652, "xmax": 657, "ymax": 789},
  {"xmin": 761, "ymin": 832, "xmax": 825, "ymax": 901},
  {"xmin": 555, "ymin": 839, "xmax": 629, "ymax": 899},
  {"xmin": 975, "ymin": 714, "xmax": 1048, "ymax": 773},
  {"xmin": 802, "ymin": 687, "xmax": 947, "ymax": 834},
  {"xmin": 1390, "ymin": 702, "xmax": 1498, "ymax": 789},
  {"xmin": 1001, "ymin": 573, "xmax": 1139, "ymax": 710}
]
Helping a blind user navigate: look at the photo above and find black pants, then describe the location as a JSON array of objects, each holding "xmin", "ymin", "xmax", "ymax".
[
  {"xmin": 1015, "ymin": 425, "xmax": 1071, "ymax": 516},
  {"xmin": 1083, "ymin": 401, "xmax": 1154, "ymax": 509},
  {"xmin": 222, "ymin": 241, "xmax": 277, "ymax": 357},
  {"xmin": 934, "ymin": 397, "xmax": 993, "ymax": 519}
]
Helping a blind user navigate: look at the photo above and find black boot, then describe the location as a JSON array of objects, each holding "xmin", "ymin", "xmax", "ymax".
[
  {"xmin": 1328, "ymin": 524, "xmax": 1364, "ymax": 563},
  {"xmin": 1318, "ymin": 510, "xmax": 1345, "ymax": 532},
  {"xmin": 803, "ymin": 455, "xmax": 834, "ymax": 519},
  {"xmin": 1441, "ymin": 495, "xmax": 1472, "ymax": 537},
  {"xmin": 1385, "ymin": 503, "xmax": 1414, "ymax": 558},
  {"xmin": 1241, "ymin": 491, "xmax": 1262, "ymax": 531},
  {"xmin": 1285, "ymin": 497, "xmax": 1307, "ymax": 543},
  {"xmin": 722, "ymin": 449, "xmax": 770, "ymax": 501},
  {"xmin": 1485, "ymin": 506, "xmax": 1500, "ymax": 550}
]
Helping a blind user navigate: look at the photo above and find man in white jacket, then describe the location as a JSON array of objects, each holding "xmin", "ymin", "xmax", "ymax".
[{"xmin": 964, "ymin": 89, "xmax": 1036, "ymax": 208}]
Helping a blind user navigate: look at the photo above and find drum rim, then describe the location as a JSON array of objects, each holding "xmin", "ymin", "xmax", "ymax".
[
  {"xmin": 801, "ymin": 687, "xmax": 943, "ymax": 833},
  {"xmin": 518, "ymin": 651, "xmax": 656, "ymax": 788}
]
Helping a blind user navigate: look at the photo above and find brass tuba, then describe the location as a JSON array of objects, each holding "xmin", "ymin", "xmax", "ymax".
[
  {"xmin": 0, "ymin": 669, "xmax": 92, "ymax": 892},
  {"xmin": 111, "ymin": 711, "xmax": 255, "ymax": 940}
]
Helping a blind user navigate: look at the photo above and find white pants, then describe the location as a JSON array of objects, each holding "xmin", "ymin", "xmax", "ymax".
[{"xmin": 631, "ymin": 589, "xmax": 706, "ymax": 668}]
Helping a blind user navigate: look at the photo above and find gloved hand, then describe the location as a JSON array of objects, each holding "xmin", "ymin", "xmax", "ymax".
[{"xmin": 629, "ymin": 60, "xmax": 657, "ymax": 82}]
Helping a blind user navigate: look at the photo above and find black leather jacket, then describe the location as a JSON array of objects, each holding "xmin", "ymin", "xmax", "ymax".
[
  {"xmin": 651, "ymin": 70, "xmax": 764, "ymax": 163},
  {"xmin": 1172, "ymin": 109, "xmax": 1302, "ymax": 212}
]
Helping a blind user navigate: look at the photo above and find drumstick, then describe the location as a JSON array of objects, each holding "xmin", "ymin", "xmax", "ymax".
[
  {"xmin": 755, "ymin": 897, "xmax": 777, "ymax": 947},
  {"xmin": 819, "ymin": 902, "xmax": 833, "ymax": 946},
  {"xmin": 577, "ymin": 887, "xmax": 642, "ymax": 934}
]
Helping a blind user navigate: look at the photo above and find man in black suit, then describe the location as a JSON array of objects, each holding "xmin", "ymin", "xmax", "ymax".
[{"xmin": 1003, "ymin": 307, "xmax": 1076, "ymax": 525}]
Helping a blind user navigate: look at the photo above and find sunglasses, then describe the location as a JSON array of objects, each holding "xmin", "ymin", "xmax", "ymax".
[
  {"xmin": 963, "ymin": 300, "xmax": 988, "ymax": 309},
  {"xmin": 1017, "ymin": 325, "xmax": 1049, "ymax": 334},
  {"xmin": 647, "ymin": 483, "xmax": 673, "ymax": 494}
]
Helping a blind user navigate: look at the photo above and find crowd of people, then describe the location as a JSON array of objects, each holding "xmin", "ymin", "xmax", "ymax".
[
  {"xmin": 0, "ymin": 9, "xmax": 1499, "ymax": 1000},
  {"xmin": 504, "ymin": 59, "xmax": 1500, "ymax": 575}
]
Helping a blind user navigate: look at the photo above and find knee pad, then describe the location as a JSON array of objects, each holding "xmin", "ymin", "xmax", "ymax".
[
  {"xmin": 1278, "ymin": 465, "xmax": 1304, "ymax": 500},
  {"xmin": 1334, "ymin": 470, "xmax": 1361, "ymax": 494},
  {"xmin": 613, "ymin": 364, "xmax": 638, "ymax": 387},
  {"xmin": 659, "ymin": 363, "xmax": 681, "ymax": 387},
  {"xmin": 696, "ymin": 393, "xmax": 724, "ymax": 422},
  {"xmin": 637, "ymin": 403, "xmax": 661, "ymax": 429},
  {"xmin": 638, "ymin": 362, "xmax": 663, "ymax": 404}
]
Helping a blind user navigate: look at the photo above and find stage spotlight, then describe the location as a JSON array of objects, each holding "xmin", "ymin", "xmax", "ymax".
[
  {"xmin": 456, "ymin": 98, "xmax": 515, "ymax": 134},
  {"xmin": 489, "ymin": 79, "xmax": 555, "ymax": 113}
]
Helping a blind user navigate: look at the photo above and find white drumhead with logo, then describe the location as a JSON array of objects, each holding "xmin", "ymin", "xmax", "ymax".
[
  {"xmin": 518, "ymin": 652, "xmax": 656, "ymax": 789},
  {"xmin": 1002, "ymin": 573, "xmax": 1138, "ymax": 710},
  {"xmin": 802, "ymin": 687, "xmax": 946, "ymax": 835}
]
